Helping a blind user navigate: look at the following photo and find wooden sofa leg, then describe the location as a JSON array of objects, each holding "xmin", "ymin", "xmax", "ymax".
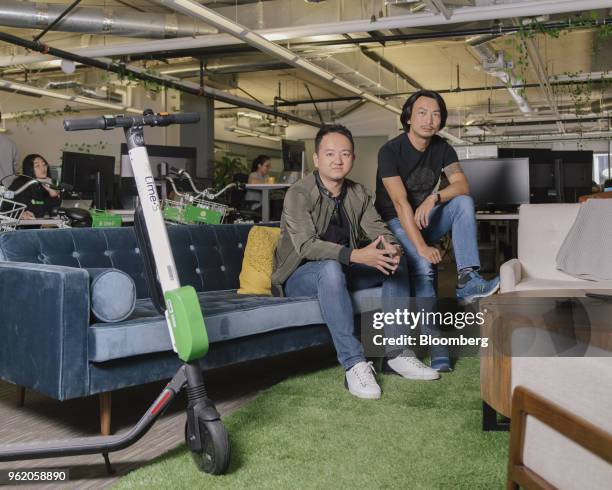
[
  {"xmin": 100, "ymin": 392, "xmax": 112, "ymax": 436},
  {"xmin": 16, "ymin": 386, "xmax": 25, "ymax": 407}
]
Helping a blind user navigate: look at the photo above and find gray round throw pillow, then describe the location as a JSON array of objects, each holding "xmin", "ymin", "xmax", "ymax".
[{"xmin": 88, "ymin": 268, "xmax": 137, "ymax": 323}]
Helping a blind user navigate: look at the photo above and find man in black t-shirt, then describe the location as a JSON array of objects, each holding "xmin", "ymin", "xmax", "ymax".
[{"xmin": 375, "ymin": 90, "xmax": 499, "ymax": 371}]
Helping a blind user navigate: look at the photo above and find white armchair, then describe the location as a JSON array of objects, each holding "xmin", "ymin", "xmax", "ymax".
[{"xmin": 500, "ymin": 204, "xmax": 612, "ymax": 292}]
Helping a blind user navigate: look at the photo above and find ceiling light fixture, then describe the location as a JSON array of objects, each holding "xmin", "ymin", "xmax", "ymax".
[
  {"xmin": 230, "ymin": 127, "xmax": 282, "ymax": 142},
  {"xmin": 0, "ymin": 79, "xmax": 142, "ymax": 114}
]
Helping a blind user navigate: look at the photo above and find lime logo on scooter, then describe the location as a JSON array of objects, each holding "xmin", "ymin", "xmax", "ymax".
[
  {"xmin": 164, "ymin": 286, "xmax": 209, "ymax": 362},
  {"xmin": 145, "ymin": 175, "xmax": 160, "ymax": 212}
]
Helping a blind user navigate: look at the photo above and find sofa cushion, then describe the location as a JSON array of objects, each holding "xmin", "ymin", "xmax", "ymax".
[
  {"xmin": 518, "ymin": 204, "xmax": 581, "ymax": 281},
  {"xmin": 238, "ymin": 226, "xmax": 281, "ymax": 295},
  {"xmin": 512, "ymin": 355, "xmax": 612, "ymax": 489},
  {"xmin": 87, "ymin": 268, "xmax": 137, "ymax": 323},
  {"xmin": 88, "ymin": 287, "xmax": 382, "ymax": 362}
]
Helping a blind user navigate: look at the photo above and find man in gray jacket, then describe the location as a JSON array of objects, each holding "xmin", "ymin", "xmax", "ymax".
[{"xmin": 272, "ymin": 125, "xmax": 439, "ymax": 400}]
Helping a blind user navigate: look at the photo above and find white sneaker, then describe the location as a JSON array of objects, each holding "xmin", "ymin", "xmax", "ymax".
[
  {"xmin": 345, "ymin": 361, "xmax": 381, "ymax": 399},
  {"xmin": 386, "ymin": 351, "xmax": 440, "ymax": 381}
]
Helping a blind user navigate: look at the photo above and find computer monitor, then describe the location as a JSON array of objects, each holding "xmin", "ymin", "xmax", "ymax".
[
  {"xmin": 282, "ymin": 140, "xmax": 305, "ymax": 173},
  {"xmin": 458, "ymin": 158, "xmax": 530, "ymax": 211},
  {"xmin": 61, "ymin": 151, "xmax": 115, "ymax": 209},
  {"xmin": 552, "ymin": 151, "xmax": 593, "ymax": 203},
  {"xmin": 120, "ymin": 144, "xmax": 196, "ymax": 178},
  {"xmin": 498, "ymin": 148, "xmax": 593, "ymax": 203}
]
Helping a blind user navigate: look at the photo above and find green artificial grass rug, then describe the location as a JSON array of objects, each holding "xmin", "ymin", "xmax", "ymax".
[{"xmin": 115, "ymin": 357, "xmax": 508, "ymax": 489}]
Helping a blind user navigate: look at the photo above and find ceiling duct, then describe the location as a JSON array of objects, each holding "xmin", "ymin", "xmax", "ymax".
[
  {"xmin": 466, "ymin": 34, "xmax": 532, "ymax": 114},
  {"xmin": 0, "ymin": 0, "xmax": 216, "ymax": 39}
]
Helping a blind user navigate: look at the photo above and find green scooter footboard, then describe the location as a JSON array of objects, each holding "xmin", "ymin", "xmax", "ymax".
[{"xmin": 164, "ymin": 286, "xmax": 209, "ymax": 362}]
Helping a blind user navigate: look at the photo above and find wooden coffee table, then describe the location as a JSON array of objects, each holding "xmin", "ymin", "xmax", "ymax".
[{"xmin": 479, "ymin": 289, "xmax": 612, "ymax": 431}]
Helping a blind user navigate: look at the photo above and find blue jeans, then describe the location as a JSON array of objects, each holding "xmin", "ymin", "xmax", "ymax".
[
  {"xmin": 285, "ymin": 257, "xmax": 411, "ymax": 370},
  {"xmin": 387, "ymin": 194, "xmax": 480, "ymax": 298},
  {"xmin": 387, "ymin": 195, "xmax": 481, "ymax": 360}
]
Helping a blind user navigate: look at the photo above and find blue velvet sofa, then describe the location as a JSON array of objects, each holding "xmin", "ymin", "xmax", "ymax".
[{"xmin": 0, "ymin": 223, "xmax": 382, "ymax": 434}]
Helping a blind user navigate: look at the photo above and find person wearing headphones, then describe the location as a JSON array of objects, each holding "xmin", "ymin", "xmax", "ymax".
[
  {"xmin": 375, "ymin": 90, "xmax": 499, "ymax": 372},
  {"xmin": 10, "ymin": 154, "xmax": 61, "ymax": 219}
]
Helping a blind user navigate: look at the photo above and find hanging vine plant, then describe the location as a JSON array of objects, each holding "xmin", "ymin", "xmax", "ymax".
[
  {"xmin": 502, "ymin": 12, "xmax": 612, "ymax": 100},
  {"xmin": 10, "ymin": 105, "xmax": 80, "ymax": 132},
  {"xmin": 61, "ymin": 140, "xmax": 109, "ymax": 154}
]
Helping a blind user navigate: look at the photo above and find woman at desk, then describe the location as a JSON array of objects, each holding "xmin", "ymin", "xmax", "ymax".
[
  {"xmin": 245, "ymin": 154, "xmax": 271, "ymax": 209},
  {"xmin": 10, "ymin": 154, "xmax": 60, "ymax": 219}
]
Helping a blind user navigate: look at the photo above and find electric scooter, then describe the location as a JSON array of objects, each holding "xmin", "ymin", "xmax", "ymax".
[{"xmin": 0, "ymin": 110, "xmax": 230, "ymax": 475}]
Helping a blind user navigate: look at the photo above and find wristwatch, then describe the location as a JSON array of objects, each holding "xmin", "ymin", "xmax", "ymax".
[{"xmin": 432, "ymin": 191, "xmax": 441, "ymax": 204}]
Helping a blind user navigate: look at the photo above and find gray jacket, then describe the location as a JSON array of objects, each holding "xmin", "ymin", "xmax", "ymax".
[{"xmin": 271, "ymin": 173, "xmax": 398, "ymax": 295}]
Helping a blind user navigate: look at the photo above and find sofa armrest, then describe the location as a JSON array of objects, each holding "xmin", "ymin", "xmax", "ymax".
[
  {"xmin": 0, "ymin": 262, "xmax": 90, "ymax": 400},
  {"xmin": 500, "ymin": 258, "xmax": 522, "ymax": 293}
]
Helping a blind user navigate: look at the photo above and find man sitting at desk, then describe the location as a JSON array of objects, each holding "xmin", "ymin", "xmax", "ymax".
[
  {"xmin": 272, "ymin": 124, "xmax": 440, "ymax": 400},
  {"xmin": 10, "ymin": 154, "xmax": 61, "ymax": 219}
]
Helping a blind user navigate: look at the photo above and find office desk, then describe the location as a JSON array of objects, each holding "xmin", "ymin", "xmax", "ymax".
[
  {"xmin": 17, "ymin": 218, "xmax": 65, "ymax": 228},
  {"xmin": 244, "ymin": 184, "xmax": 292, "ymax": 221}
]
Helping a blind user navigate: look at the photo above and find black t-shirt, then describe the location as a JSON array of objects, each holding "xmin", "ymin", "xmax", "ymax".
[
  {"xmin": 375, "ymin": 133, "xmax": 458, "ymax": 221},
  {"xmin": 9, "ymin": 176, "xmax": 61, "ymax": 218},
  {"xmin": 320, "ymin": 202, "xmax": 350, "ymax": 247},
  {"xmin": 314, "ymin": 171, "xmax": 350, "ymax": 247}
]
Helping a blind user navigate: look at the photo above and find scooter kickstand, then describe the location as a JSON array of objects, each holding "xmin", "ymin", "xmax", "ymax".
[{"xmin": 103, "ymin": 452, "xmax": 115, "ymax": 474}]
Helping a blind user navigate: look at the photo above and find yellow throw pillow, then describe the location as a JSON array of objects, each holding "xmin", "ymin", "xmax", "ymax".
[{"xmin": 237, "ymin": 226, "xmax": 281, "ymax": 295}]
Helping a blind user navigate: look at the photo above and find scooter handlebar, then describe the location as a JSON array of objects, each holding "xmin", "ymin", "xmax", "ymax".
[{"xmin": 64, "ymin": 112, "xmax": 200, "ymax": 131}]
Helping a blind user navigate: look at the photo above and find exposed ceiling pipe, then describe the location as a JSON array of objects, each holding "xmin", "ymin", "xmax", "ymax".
[
  {"xmin": 0, "ymin": 31, "xmax": 321, "ymax": 128},
  {"xmin": 2, "ymin": 0, "xmax": 609, "ymax": 67},
  {"xmin": 153, "ymin": 0, "xmax": 466, "ymax": 143},
  {"xmin": 0, "ymin": 0, "xmax": 216, "ymax": 39},
  {"xmin": 466, "ymin": 35, "xmax": 532, "ymax": 114}
]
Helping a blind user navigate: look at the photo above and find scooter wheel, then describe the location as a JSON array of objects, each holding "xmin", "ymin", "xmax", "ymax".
[{"xmin": 185, "ymin": 418, "xmax": 230, "ymax": 475}]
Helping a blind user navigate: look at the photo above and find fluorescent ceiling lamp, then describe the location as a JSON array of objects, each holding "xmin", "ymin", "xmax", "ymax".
[
  {"xmin": 334, "ymin": 78, "xmax": 363, "ymax": 95},
  {"xmin": 230, "ymin": 127, "xmax": 281, "ymax": 142},
  {"xmin": 293, "ymin": 60, "xmax": 334, "ymax": 81},
  {"xmin": 0, "ymin": 79, "xmax": 142, "ymax": 114}
]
